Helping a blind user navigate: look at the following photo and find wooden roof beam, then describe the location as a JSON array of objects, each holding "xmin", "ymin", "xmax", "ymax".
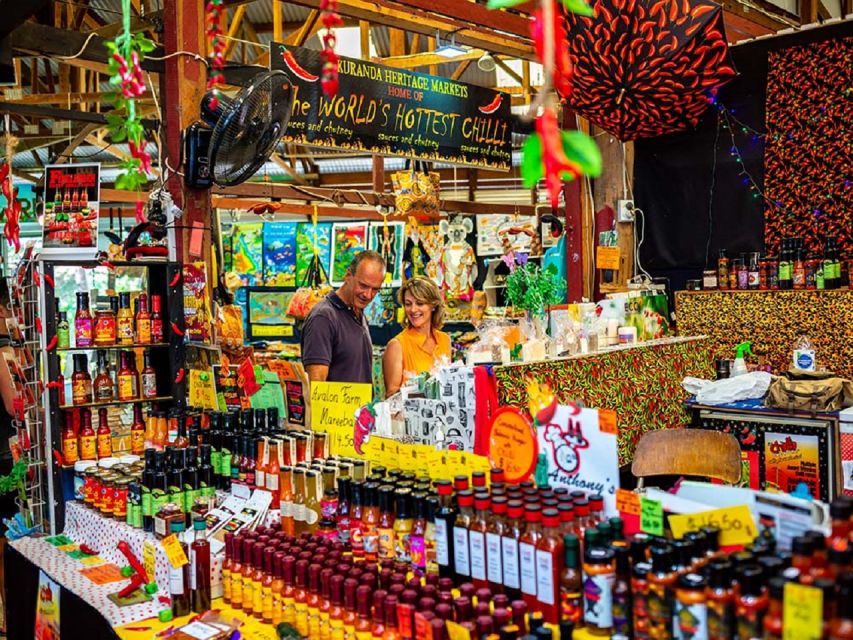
[
  {"xmin": 381, "ymin": 49, "xmax": 484, "ymax": 69},
  {"xmin": 282, "ymin": 0, "xmax": 535, "ymax": 60}
]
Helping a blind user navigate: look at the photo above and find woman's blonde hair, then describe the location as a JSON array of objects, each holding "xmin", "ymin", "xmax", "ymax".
[{"xmin": 398, "ymin": 277, "xmax": 445, "ymax": 330}]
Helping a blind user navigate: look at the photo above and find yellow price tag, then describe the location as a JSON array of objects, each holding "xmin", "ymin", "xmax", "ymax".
[
  {"xmin": 396, "ymin": 443, "xmax": 418, "ymax": 472},
  {"xmin": 783, "ymin": 582, "xmax": 822, "ymax": 640},
  {"xmin": 446, "ymin": 620, "xmax": 472, "ymax": 640},
  {"xmin": 160, "ymin": 534, "xmax": 188, "ymax": 569},
  {"xmin": 668, "ymin": 505, "xmax": 758, "ymax": 547},
  {"xmin": 143, "ymin": 540, "xmax": 157, "ymax": 580},
  {"xmin": 428, "ymin": 449, "xmax": 451, "ymax": 481},
  {"xmin": 468, "ymin": 453, "xmax": 492, "ymax": 480}
]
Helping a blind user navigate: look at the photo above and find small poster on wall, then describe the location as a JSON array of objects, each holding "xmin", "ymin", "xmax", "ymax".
[
  {"xmin": 296, "ymin": 222, "xmax": 332, "ymax": 285},
  {"xmin": 263, "ymin": 222, "xmax": 298, "ymax": 286},
  {"xmin": 368, "ymin": 221, "xmax": 405, "ymax": 286},
  {"xmin": 330, "ymin": 222, "xmax": 368, "ymax": 285},
  {"xmin": 763, "ymin": 431, "xmax": 821, "ymax": 498},
  {"xmin": 231, "ymin": 223, "xmax": 264, "ymax": 286},
  {"xmin": 537, "ymin": 405, "xmax": 620, "ymax": 516},
  {"xmin": 41, "ymin": 163, "xmax": 100, "ymax": 253}
]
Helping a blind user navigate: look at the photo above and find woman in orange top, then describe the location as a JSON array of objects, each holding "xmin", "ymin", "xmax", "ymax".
[{"xmin": 382, "ymin": 277, "xmax": 451, "ymax": 397}]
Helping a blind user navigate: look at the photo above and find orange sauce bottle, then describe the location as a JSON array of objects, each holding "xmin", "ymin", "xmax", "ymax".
[
  {"xmin": 230, "ymin": 536, "xmax": 244, "ymax": 609},
  {"xmin": 362, "ymin": 483, "xmax": 381, "ymax": 562},
  {"xmin": 582, "ymin": 545, "xmax": 615, "ymax": 636},
  {"xmin": 221, "ymin": 533, "xmax": 235, "ymax": 603},
  {"xmin": 535, "ymin": 508, "xmax": 563, "ymax": 624},
  {"xmin": 130, "ymin": 404, "xmax": 145, "ymax": 455},
  {"xmin": 674, "ymin": 572, "xmax": 708, "ymax": 640},
  {"xmin": 762, "ymin": 577, "xmax": 784, "ymax": 640},
  {"xmin": 251, "ymin": 541, "xmax": 265, "ymax": 618},
  {"xmin": 238, "ymin": 538, "xmax": 254, "ymax": 612},
  {"xmin": 62, "ymin": 414, "xmax": 79, "ymax": 465},
  {"xmin": 96, "ymin": 408, "xmax": 112, "ymax": 459},
  {"xmin": 78, "ymin": 409, "xmax": 96, "ymax": 461},
  {"xmin": 382, "ymin": 594, "xmax": 401, "ymax": 640},
  {"xmin": 705, "ymin": 559, "xmax": 735, "ymax": 640},
  {"xmin": 280, "ymin": 465, "xmax": 295, "ymax": 535},
  {"xmin": 647, "ymin": 545, "xmax": 677, "ymax": 639},
  {"xmin": 293, "ymin": 559, "xmax": 310, "ymax": 637},
  {"xmin": 377, "ymin": 485, "xmax": 396, "ymax": 561},
  {"xmin": 518, "ymin": 504, "xmax": 543, "ymax": 610},
  {"xmin": 734, "ymin": 565, "xmax": 768, "ymax": 640}
]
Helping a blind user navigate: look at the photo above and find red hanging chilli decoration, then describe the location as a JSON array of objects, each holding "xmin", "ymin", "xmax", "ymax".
[
  {"xmin": 319, "ymin": 0, "xmax": 343, "ymax": 97},
  {"xmin": 205, "ymin": 0, "xmax": 226, "ymax": 111},
  {"xmin": 44, "ymin": 273, "xmax": 55, "ymax": 288},
  {"xmin": 169, "ymin": 272, "xmax": 182, "ymax": 288},
  {"xmin": 170, "ymin": 321, "xmax": 184, "ymax": 337},
  {"xmin": 0, "ymin": 162, "xmax": 21, "ymax": 253},
  {"xmin": 174, "ymin": 367, "xmax": 186, "ymax": 384},
  {"xmin": 45, "ymin": 335, "xmax": 58, "ymax": 352}
]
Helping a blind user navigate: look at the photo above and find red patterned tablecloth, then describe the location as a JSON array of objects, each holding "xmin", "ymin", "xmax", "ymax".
[{"xmin": 494, "ymin": 336, "xmax": 714, "ymax": 465}]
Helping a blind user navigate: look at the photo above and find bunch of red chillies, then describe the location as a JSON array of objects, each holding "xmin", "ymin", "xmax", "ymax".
[
  {"xmin": 0, "ymin": 163, "xmax": 20, "ymax": 252},
  {"xmin": 531, "ymin": 6, "xmax": 574, "ymax": 99},
  {"xmin": 319, "ymin": 0, "xmax": 343, "ymax": 97},
  {"xmin": 112, "ymin": 50, "xmax": 146, "ymax": 100},
  {"xmin": 205, "ymin": 0, "xmax": 226, "ymax": 110}
]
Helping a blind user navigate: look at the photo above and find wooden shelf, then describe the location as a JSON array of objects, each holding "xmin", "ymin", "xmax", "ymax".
[
  {"xmin": 60, "ymin": 395, "xmax": 173, "ymax": 410},
  {"xmin": 55, "ymin": 342, "xmax": 170, "ymax": 352}
]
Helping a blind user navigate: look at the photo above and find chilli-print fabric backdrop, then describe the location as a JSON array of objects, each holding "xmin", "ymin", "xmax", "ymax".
[
  {"xmin": 494, "ymin": 337, "xmax": 714, "ymax": 465},
  {"xmin": 763, "ymin": 37, "xmax": 853, "ymax": 256}
]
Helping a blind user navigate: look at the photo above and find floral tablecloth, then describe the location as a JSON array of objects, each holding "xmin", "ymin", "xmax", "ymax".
[{"xmin": 494, "ymin": 336, "xmax": 714, "ymax": 465}]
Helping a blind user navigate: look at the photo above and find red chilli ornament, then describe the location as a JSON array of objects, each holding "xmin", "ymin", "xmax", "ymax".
[
  {"xmin": 205, "ymin": 0, "xmax": 226, "ymax": 110},
  {"xmin": 319, "ymin": 0, "xmax": 342, "ymax": 97},
  {"xmin": 537, "ymin": 106, "xmax": 582, "ymax": 207}
]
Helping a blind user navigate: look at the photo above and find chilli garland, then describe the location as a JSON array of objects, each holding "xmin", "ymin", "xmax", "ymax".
[
  {"xmin": 105, "ymin": 0, "xmax": 155, "ymax": 220},
  {"xmin": 489, "ymin": 0, "xmax": 602, "ymax": 207},
  {"xmin": 1, "ymin": 128, "xmax": 21, "ymax": 252},
  {"xmin": 319, "ymin": 0, "xmax": 343, "ymax": 97},
  {"xmin": 205, "ymin": 0, "xmax": 226, "ymax": 111}
]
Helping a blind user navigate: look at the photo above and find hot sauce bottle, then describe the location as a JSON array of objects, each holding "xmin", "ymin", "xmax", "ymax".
[
  {"xmin": 78, "ymin": 409, "xmax": 96, "ymax": 460},
  {"xmin": 117, "ymin": 292, "xmax": 134, "ymax": 345},
  {"xmin": 140, "ymin": 351, "xmax": 157, "ymax": 398},
  {"xmin": 610, "ymin": 544, "xmax": 632, "ymax": 636},
  {"xmin": 116, "ymin": 352, "xmax": 136, "ymax": 401},
  {"xmin": 762, "ymin": 576, "xmax": 784, "ymax": 640},
  {"xmin": 251, "ymin": 542, "xmax": 267, "ymax": 618},
  {"xmin": 382, "ymin": 594, "xmax": 401, "ymax": 640},
  {"xmin": 453, "ymin": 490, "xmax": 475, "ymax": 582},
  {"xmin": 371, "ymin": 590, "xmax": 387, "ymax": 638},
  {"xmin": 130, "ymin": 404, "xmax": 146, "ymax": 455},
  {"xmin": 169, "ymin": 520, "xmax": 191, "ymax": 617},
  {"xmin": 57, "ymin": 311, "xmax": 71, "ymax": 349},
  {"xmin": 631, "ymin": 561, "xmax": 652, "ymax": 640},
  {"xmin": 318, "ymin": 568, "xmax": 333, "ymax": 637},
  {"xmin": 281, "ymin": 556, "xmax": 297, "ymax": 626},
  {"xmin": 337, "ymin": 476, "xmax": 352, "ymax": 545},
  {"xmin": 71, "ymin": 354, "xmax": 93, "ymax": 405},
  {"xmin": 293, "ymin": 559, "xmax": 310, "ymax": 637},
  {"xmin": 393, "ymin": 490, "xmax": 413, "ymax": 564},
  {"xmin": 222, "ymin": 532, "xmax": 235, "ymax": 603},
  {"xmin": 356, "ymin": 584, "xmax": 373, "ymax": 639},
  {"xmin": 378, "ymin": 485, "xmax": 397, "ymax": 560},
  {"xmin": 307, "ymin": 564, "xmax": 323, "ymax": 636},
  {"xmin": 62, "ymin": 413, "xmax": 79, "ymax": 465},
  {"xmin": 535, "ymin": 509, "xmax": 563, "ymax": 624},
  {"xmin": 343, "ymin": 578, "xmax": 359, "ymax": 638},
  {"xmin": 280, "ymin": 466, "xmax": 295, "ymax": 536},
  {"xmin": 363, "ymin": 483, "xmax": 381, "ymax": 562},
  {"xmin": 92, "ymin": 350, "xmax": 114, "ymax": 402},
  {"xmin": 734, "ymin": 565, "xmax": 768, "ymax": 640},
  {"xmin": 560, "ymin": 533, "xmax": 583, "ymax": 628},
  {"xmin": 150, "ymin": 294, "xmax": 165, "ymax": 343},
  {"xmin": 828, "ymin": 572, "xmax": 853, "ymax": 640},
  {"xmin": 329, "ymin": 574, "xmax": 346, "ymax": 640},
  {"xmin": 271, "ymin": 552, "xmax": 286, "ymax": 625},
  {"xmin": 502, "ymin": 500, "xmax": 525, "ymax": 601},
  {"xmin": 582, "ymin": 546, "xmax": 615, "ymax": 636},
  {"xmin": 94, "ymin": 302, "xmax": 116, "ymax": 346},
  {"xmin": 674, "ymin": 572, "xmax": 707, "ymax": 640},
  {"xmin": 433, "ymin": 480, "xmax": 457, "ymax": 580},
  {"xmin": 235, "ymin": 538, "xmax": 253, "ymax": 611},
  {"xmin": 647, "ymin": 545, "xmax": 676, "ymax": 639},
  {"xmin": 96, "ymin": 408, "xmax": 112, "ymax": 458},
  {"xmin": 705, "ymin": 560, "xmax": 735, "ymax": 639},
  {"xmin": 190, "ymin": 514, "xmax": 211, "ymax": 613},
  {"xmin": 470, "ymin": 494, "xmax": 490, "ymax": 589},
  {"xmin": 519, "ymin": 504, "xmax": 543, "ymax": 610},
  {"xmin": 75, "ymin": 292, "xmax": 93, "ymax": 347},
  {"xmin": 135, "ymin": 293, "xmax": 152, "ymax": 344},
  {"xmin": 485, "ymin": 496, "xmax": 507, "ymax": 594}
]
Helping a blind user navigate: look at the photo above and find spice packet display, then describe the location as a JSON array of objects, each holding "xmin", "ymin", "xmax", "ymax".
[
  {"xmin": 465, "ymin": 319, "xmax": 519, "ymax": 364},
  {"xmin": 207, "ymin": 489, "xmax": 273, "ymax": 555}
]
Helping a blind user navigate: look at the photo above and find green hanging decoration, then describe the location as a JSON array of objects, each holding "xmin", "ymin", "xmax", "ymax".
[
  {"xmin": 0, "ymin": 459, "xmax": 28, "ymax": 494},
  {"xmin": 505, "ymin": 262, "xmax": 566, "ymax": 316}
]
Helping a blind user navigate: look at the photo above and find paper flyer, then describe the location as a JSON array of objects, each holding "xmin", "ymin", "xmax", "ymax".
[{"xmin": 35, "ymin": 570, "xmax": 61, "ymax": 640}]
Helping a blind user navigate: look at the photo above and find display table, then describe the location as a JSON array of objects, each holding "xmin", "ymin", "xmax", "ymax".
[
  {"xmin": 494, "ymin": 336, "xmax": 714, "ymax": 465},
  {"xmin": 675, "ymin": 289, "xmax": 853, "ymax": 379},
  {"xmin": 686, "ymin": 398, "xmax": 846, "ymax": 501}
]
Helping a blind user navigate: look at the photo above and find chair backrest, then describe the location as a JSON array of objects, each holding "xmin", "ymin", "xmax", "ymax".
[{"xmin": 631, "ymin": 429, "xmax": 742, "ymax": 485}]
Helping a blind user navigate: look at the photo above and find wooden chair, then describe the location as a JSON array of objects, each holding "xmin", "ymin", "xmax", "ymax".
[{"xmin": 631, "ymin": 429, "xmax": 742, "ymax": 489}]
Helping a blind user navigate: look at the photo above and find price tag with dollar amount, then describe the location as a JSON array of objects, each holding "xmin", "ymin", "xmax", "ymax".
[
  {"xmin": 639, "ymin": 496, "xmax": 664, "ymax": 536},
  {"xmin": 160, "ymin": 533, "xmax": 188, "ymax": 568},
  {"xmin": 668, "ymin": 504, "xmax": 758, "ymax": 547},
  {"xmin": 783, "ymin": 582, "xmax": 822, "ymax": 640}
]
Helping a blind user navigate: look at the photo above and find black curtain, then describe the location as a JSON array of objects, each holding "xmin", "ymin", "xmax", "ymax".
[{"xmin": 633, "ymin": 20, "xmax": 853, "ymax": 293}]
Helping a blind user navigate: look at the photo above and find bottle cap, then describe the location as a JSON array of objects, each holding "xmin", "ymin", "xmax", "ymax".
[
  {"xmin": 738, "ymin": 564, "xmax": 765, "ymax": 597},
  {"xmin": 383, "ymin": 594, "xmax": 399, "ymax": 625},
  {"xmin": 474, "ymin": 495, "xmax": 491, "ymax": 511},
  {"xmin": 573, "ymin": 498, "xmax": 589, "ymax": 516},
  {"xmin": 677, "ymin": 572, "xmax": 707, "ymax": 590},
  {"xmin": 542, "ymin": 508, "xmax": 560, "ymax": 528},
  {"xmin": 632, "ymin": 561, "xmax": 651, "ymax": 580},
  {"xmin": 454, "ymin": 475, "xmax": 470, "ymax": 490},
  {"xmin": 829, "ymin": 497, "xmax": 853, "ymax": 521},
  {"xmin": 650, "ymin": 545, "xmax": 672, "ymax": 573},
  {"xmin": 434, "ymin": 602, "xmax": 453, "ymax": 620},
  {"xmin": 436, "ymin": 480, "xmax": 453, "ymax": 496},
  {"xmin": 472, "ymin": 471, "xmax": 487, "ymax": 487},
  {"xmin": 506, "ymin": 500, "xmax": 524, "ymax": 519},
  {"xmin": 457, "ymin": 490, "xmax": 474, "ymax": 507},
  {"xmin": 523, "ymin": 504, "xmax": 542, "ymax": 523}
]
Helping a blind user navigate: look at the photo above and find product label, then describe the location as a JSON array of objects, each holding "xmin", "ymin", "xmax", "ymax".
[
  {"xmin": 266, "ymin": 472, "xmax": 279, "ymax": 492},
  {"xmin": 94, "ymin": 316, "xmax": 116, "ymax": 343},
  {"xmin": 137, "ymin": 318, "xmax": 152, "ymax": 343},
  {"xmin": 486, "ymin": 532, "xmax": 503, "ymax": 584},
  {"xmin": 169, "ymin": 565, "xmax": 185, "ymax": 594},
  {"xmin": 583, "ymin": 571, "xmax": 615, "ymax": 629},
  {"xmin": 410, "ymin": 535, "xmax": 426, "ymax": 569},
  {"xmin": 535, "ymin": 549, "xmax": 555, "ymax": 605},
  {"xmin": 395, "ymin": 530, "xmax": 411, "ymax": 563},
  {"xmin": 242, "ymin": 575, "xmax": 254, "ymax": 611},
  {"xmin": 117, "ymin": 317, "xmax": 134, "ymax": 342},
  {"xmin": 256, "ymin": 470, "xmax": 266, "ymax": 489},
  {"xmin": 469, "ymin": 531, "xmax": 486, "ymax": 581},
  {"xmin": 152, "ymin": 318, "xmax": 164, "ymax": 342},
  {"xmin": 97, "ymin": 433, "xmax": 112, "ymax": 458},
  {"xmin": 648, "ymin": 580, "xmax": 674, "ymax": 631},
  {"xmin": 378, "ymin": 527, "xmax": 395, "ymax": 559},
  {"xmin": 75, "ymin": 318, "xmax": 93, "ymax": 346},
  {"xmin": 130, "ymin": 430, "xmax": 144, "ymax": 455},
  {"xmin": 304, "ymin": 506, "xmax": 319, "ymax": 525},
  {"xmin": 794, "ymin": 349, "xmax": 816, "ymax": 371},
  {"xmin": 501, "ymin": 535, "xmax": 520, "ymax": 589},
  {"xmin": 453, "ymin": 526, "xmax": 470, "ymax": 576},
  {"xmin": 220, "ymin": 450, "xmax": 232, "ymax": 477},
  {"xmin": 362, "ymin": 526, "xmax": 378, "ymax": 555},
  {"xmin": 117, "ymin": 374, "xmax": 135, "ymax": 400},
  {"xmin": 674, "ymin": 600, "xmax": 708, "ymax": 640},
  {"xmin": 189, "ymin": 548, "xmax": 197, "ymax": 590},
  {"xmin": 613, "ymin": 588, "xmax": 633, "ymax": 636},
  {"xmin": 62, "ymin": 437, "xmax": 78, "ymax": 464},
  {"xmin": 519, "ymin": 542, "xmax": 537, "ymax": 596},
  {"xmin": 230, "ymin": 573, "xmax": 242, "ymax": 605},
  {"xmin": 79, "ymin": 435, "xmax": 96, "ymax": 460},
  {"xmin": 560, "ymin": 586, "xmax": 583, "ymax": 625},
  {"xmin": 141, "ymin": 373, "xmax": 157, "ymax": 397},
  {"xmin": 72, "ymin": 379, "xmax": 91, "ymax": 404},
  {"xmin": 253, "ymin": 581, "xmax": 263, "ymax": 613},
  {"xmin": 435, "ymin": 519, "xmax": 450, "ymax": 566},
  {"xmin": 736, "ymin": 611, "xmax": 763, "ymax": 640}
]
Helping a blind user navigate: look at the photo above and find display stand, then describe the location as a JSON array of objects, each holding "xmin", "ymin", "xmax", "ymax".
[{"xmin": 37, "ymin": 258, "xmax": 187, "ymax": 533}]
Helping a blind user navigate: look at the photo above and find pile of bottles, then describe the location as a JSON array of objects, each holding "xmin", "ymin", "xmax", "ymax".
[
  {"xmin": 58, "ymin": 290, "xmax": 165, "ymax": 350},
  {"xmin": 62, "ymin": 403, "xmax": 147, "ymax": 464},
  {"xmin": 60, "ymin": 348, "xmax": 159, "ymax": 409},
  {"xmin": 712, "ymin": 235, "xmax": 849, "ymax": 292}
]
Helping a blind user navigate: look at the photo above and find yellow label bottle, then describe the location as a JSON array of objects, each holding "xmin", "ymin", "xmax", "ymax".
[
  {"xmin": 261, "ymin": 585, "xmax": 273, "ymax": 622},
  {"xmin": 308, "ymin": 610, "xmax": 321, "ymax": 639},
  {"xmin": 231, "ymin": 571, "xmax": 243, "ymax": 608},
  {"xmin": 253, "ymin": 580, "xmax": 263, "ymax": 617},
  {"xmin": 295, "ymin": 601, "xmax": 309, "ymax": 637},
  {"xmin": 272, "ymin": 590, "xmax": 283, "ymax": 625},
  {"xmin": 222, "ymin": 566, "xmax": 232, "ymax": 602},
  {"xmin": 319, "ymin": 610, "xmax": 331, "ymax": 640},
  {"xmin": 242, "ymin": 574, "xmax": 254, "ymax": 615},
  {"xmin": 283, "ymin": 594, "xmax": 296, "ymax": 625},
  {"xmin": 79, "ymin": 434, "xmax": 96, "ymax": 461},
  {"xmin": 329, "ymin": 618, "xmax": 345, "ymax": 640}
]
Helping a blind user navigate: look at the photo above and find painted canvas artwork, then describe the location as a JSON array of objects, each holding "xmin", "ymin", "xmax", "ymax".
[
  {"xmin": 231, "ymin": 223, "xmax": 264, "ymax": 285},
  {"xmin": 368, "ymin": 221, "xmax": 405, "ymax": 286},
  {"xmin": 263, "ymin": 222, "xmax": 298, "ymax": 286},
  {"xmin": 296, "ymin": 222, "xmax": 332, "ymax": 285},
  {"xmin": 330, "ymin": 222, "xmax": 368, "ymax": 285},
  {"xmin": 249, "ymin": 290, "xmax": 292, "ymax": 325}
]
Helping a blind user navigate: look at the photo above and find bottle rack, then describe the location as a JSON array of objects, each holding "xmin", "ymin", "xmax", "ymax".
[{"xmin": 38, "ymin": 258, "xmax": 187, "ymax": 533}]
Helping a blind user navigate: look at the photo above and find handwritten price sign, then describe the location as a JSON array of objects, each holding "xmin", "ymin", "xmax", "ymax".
[{"xmin": 668, "ymin": 505, "xmax": 758, "ymax": 547}]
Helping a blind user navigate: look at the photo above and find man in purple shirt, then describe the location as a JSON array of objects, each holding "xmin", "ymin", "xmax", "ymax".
[{"xmin": 301, "ymin": 251, "xmax": 386, "ymax": 384}]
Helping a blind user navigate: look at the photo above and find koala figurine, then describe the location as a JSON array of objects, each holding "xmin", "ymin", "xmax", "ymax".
[{"xmin": 438, "ymin": 215, "xmax": 477, "ymax": 302}]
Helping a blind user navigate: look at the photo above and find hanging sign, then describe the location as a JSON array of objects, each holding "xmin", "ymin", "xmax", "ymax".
[
  {"xmin": 41, "ymin": 163, "xmax": 101, "ymax": 252},
  {"xmin": 271, "ymin": 43, "xmax": 512, "ymax": 170},
  {"xmin": 487, "ymin": 406, "xmax": 538, "ymax": 483}
]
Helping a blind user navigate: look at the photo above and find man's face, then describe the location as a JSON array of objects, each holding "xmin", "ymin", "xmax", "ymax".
[{"xmin": 346, "ymin": 259, "xmax": 385, "ymax": 313}]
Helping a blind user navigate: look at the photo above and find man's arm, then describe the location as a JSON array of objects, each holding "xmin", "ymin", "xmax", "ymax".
[{"xmin": 305, "ymin": 364, "xmax": 329, "ymax": 382}]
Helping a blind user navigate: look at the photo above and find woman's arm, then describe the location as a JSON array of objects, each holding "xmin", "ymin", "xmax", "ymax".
[{"xmin": 382, "ymin": 339, "xmax": 404, "ymax": 398}]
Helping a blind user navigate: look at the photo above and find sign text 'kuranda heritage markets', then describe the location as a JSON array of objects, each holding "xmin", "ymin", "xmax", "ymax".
[{"xmin": 272, "ymin": 43, "xmax": 512, "ymax": 170}]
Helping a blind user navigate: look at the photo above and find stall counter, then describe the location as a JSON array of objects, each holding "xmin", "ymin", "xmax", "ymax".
[{"xmin": 494, "ymin": 336, "xmax": 714, "ymax": 465}]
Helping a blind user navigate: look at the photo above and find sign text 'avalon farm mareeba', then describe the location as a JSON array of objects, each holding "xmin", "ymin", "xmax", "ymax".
[{"xmin": 271, "ymin": 43, "xmax": 512, "ymax": 170}]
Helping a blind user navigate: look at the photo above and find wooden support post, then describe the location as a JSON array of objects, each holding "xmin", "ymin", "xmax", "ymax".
[
  {"xmin": 372, "ymin": 155, "xmax": 385, "ymax": 193},
  {"xmin": 562, "ymin": 108, "xmax": 584, "ymax": 303},
  {"xmin": 359, "ymin": 20, "xmax": 370, "ymax": 58},
  {"xmin": 389, "ymin": 28, "xmax": 406, "ymax": 56},
  {"xmin": 162, "ymin": 0, "xmax": 212, "ymax": 264},
  {"xmin": 273, "ymin": 0, "xmax": 283, "ymax": 42},
  {"xmin": 426, "ymin": 36, "xmax": 438, "ymax": 75}
]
